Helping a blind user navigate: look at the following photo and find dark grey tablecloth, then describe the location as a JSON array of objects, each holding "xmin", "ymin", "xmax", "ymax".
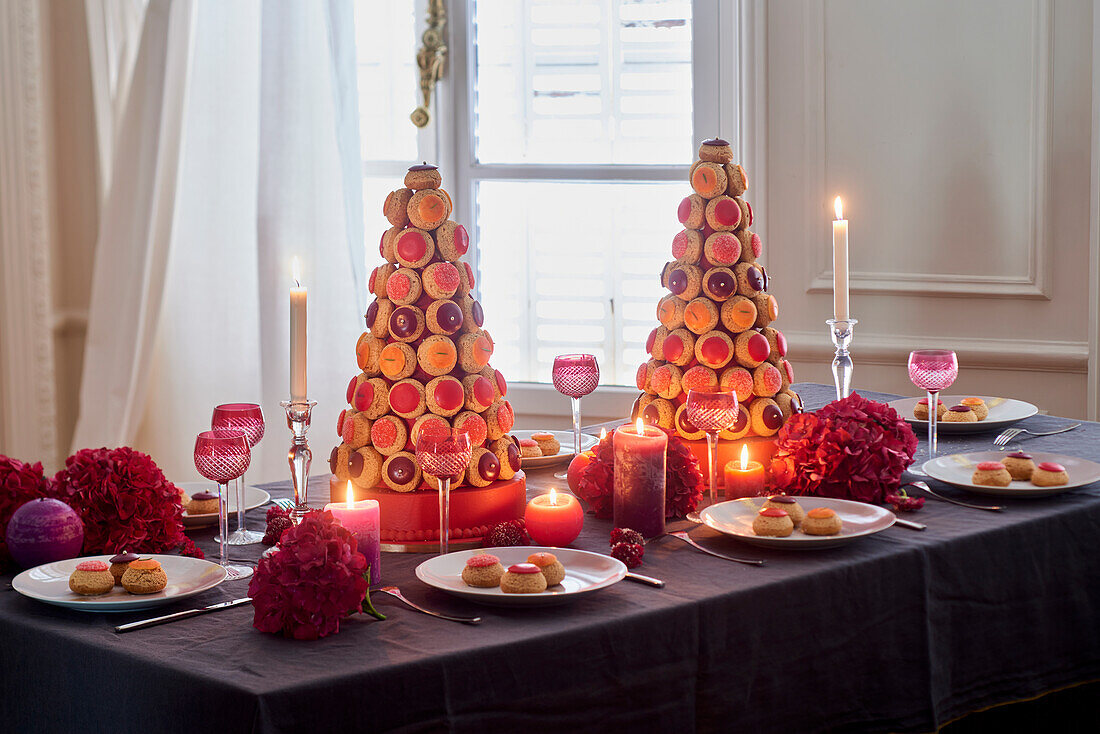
[{"xmin": 3, "ymin": 383, "xmax": 1100, "ymax": 733}]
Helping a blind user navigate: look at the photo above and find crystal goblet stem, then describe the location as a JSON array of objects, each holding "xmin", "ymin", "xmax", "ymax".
[
  {"xmin": 439, "ymin": 477, "xmax": 451, "ymax": 555},
  {"xmin": 555, "ymin": 396, "xmax": 583, "ymax": 480},
  {"xmin": 217, "ymin": 481, "xmax": 231, "ymax": 569},
  {"xmin": 234, "ymin": 476, "xmax": 247, "ymax": 540},
  {"xmin": 927, "ymin": 390, "xmax": 939, "ymax": 459},
  {"xmin": 705, "ymin": 430, "xmax": 719, "ymax": 504}
]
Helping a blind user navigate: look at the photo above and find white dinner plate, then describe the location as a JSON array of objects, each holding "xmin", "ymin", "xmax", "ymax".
[
  {"xmin": 922, "ymin": 451, "xmax": 1100, "ymax": 498},
  {"xmin": 512, "ymin": 430, "xmax": 599, "ymax": 469},
  {"xmin": 11, "ymin": 554, "xmax": 228, "ymax": 613},
  {"xmin": 415, "ymin": 546, "xmax": 626, "ymax": 607},
  {"xmin": 888, "ymin": 395, "xmax": 1038, "ymax": 434},
  {"xmin": 699, "ymin": 497, "xmax": 896, "ymax": 550},
  {"xmin": 178, "ymin": 482, "xmax": 271, "ymax": 526}
]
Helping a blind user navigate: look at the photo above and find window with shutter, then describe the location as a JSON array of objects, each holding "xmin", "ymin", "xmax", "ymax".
[{"xmin": 355, "ymin": 0, "xmax": 736, "ymax": 396}]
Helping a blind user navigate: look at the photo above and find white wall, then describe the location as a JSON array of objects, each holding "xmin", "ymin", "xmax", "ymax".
[
  {"xmin": 4, "ymin": 0, "xmax": 1099, "ymax": 475},
  {"xmin": 760, "ymin": 0, "xmax": 1094, "ymax": 418}
]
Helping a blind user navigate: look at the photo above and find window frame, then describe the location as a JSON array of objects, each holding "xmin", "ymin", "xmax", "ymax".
[{"xmin": 439, "ymin": 0, "xmax": 747, "ymax": 421}]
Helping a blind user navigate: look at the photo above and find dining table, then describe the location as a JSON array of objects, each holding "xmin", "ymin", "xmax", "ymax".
[{"xmin": 2, "ymin": 383, "xmax": 1099, "ymax": 733}]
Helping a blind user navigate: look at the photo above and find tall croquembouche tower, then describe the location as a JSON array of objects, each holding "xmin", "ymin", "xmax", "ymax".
[
  {"xmin": 330, "ymin": 163, "xmax": 525, "ymax": 551},
  {"xmin": 633, "ymin": 138, "xmax": 801, "ymax": 489}
]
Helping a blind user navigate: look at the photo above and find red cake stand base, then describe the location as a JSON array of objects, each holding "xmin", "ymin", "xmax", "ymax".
[
  {"xmin": 681, "ymin": 436, "xmax": 779, "ymax": 495},
  {"xmin": 330, "ymin": 472, "xmax": 527, "ymax": 553}
]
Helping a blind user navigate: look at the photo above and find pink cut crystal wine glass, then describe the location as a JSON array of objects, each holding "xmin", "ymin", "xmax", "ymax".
[
  {"xmin": 552, "ymin": 354, "xmax": 600, "ymax": 479},
  {"xmin": 685, "ymin": 390, "xmax": 740, "ymax": 504},
  {"xmin": 193, "ymin": 430, "xmax": 253, "ymax": 580},
  {"xmin": 908, "ymin": 350, "xmax": 959, "ymax": 471},
  {"xmin": 416, "ymin": 428, "xmax": 472, "ymax": 555},
  {"xmin": 211, "ymin": 403, "xmax": 265, "ymax": 545}
]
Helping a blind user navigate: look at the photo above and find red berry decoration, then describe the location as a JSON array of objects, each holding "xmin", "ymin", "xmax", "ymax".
[
  {"xmin": 884, "ymin": 489, "xmax": 925, "ymax": 512},
  {"xmin": 266, "ymin": 505, "xmax": 290, "ymax": 523},
  {"xmin": 611, "ymin": 542, "xmax": 644, "ymax": 569},
  {"xmin": 484, "ymin": 520, "xmax": 529, "ymax": 548},
  {"xmin": 610, "ymin": 527, "xmax": 644, "ymax": 547}
]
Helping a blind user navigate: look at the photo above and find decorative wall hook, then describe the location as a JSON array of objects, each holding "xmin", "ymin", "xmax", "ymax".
[{"xmin": 411, "ymin": 0, "xmax": 447, "ymax": 128}]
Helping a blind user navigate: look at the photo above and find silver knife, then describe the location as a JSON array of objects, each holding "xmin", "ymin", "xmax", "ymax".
[
  {"xmin": 114, "ymin": 597, "xmax": 252, "ymax": 633},
  {"xmin": 625, "ymin": 571, "xmax": 664, "ymax": 588},
  {"xmin": 893, "ymin": 517, "xmax": 926, "ymax": 531}
]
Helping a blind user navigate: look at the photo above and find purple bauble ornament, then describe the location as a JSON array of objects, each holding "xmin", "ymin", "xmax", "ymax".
[{"xmin": 6, "ymin": 498, "xmax": 84, "ymax": 568}]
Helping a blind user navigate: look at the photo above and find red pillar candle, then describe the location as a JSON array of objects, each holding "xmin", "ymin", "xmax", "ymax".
[
  {"xmin": 613, "ymin": 419, "xmax": 668, "ymax": 538},
  {"xmin": 525, "ymin": 489, "xmax": 585, "ymax": 546},
  {"xmin": 724, "ymin": 444, "xmax": 766, "ymax": 498}
]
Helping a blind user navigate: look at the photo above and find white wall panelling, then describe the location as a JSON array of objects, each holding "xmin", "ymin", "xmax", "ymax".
[
  {"xmin": 0, "ymin": 0, "xmax": 60, "ymax": 463},
  {"xmin": 804, "ymin": 0, "xmax": 1052, "ymax": 300},
  {"xmin": 766, "ymin": 0, "xmax": 1092, "ymax": 418},
  {"xmin": 1089, "ymin": 0, "xmax": 1100, "ymax": 420}
]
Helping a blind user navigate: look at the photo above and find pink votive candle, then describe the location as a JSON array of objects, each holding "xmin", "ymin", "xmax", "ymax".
[{"xmin": 325, "ymin": 482, "xmax": 381, "ymax": 585}]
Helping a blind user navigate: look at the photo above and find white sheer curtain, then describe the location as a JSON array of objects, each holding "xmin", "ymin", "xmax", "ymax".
[{"xmin": 73, "ymin": 0, "xmax": 365, "ymax": 484}]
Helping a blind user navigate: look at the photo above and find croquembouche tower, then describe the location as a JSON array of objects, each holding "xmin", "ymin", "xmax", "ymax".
[
  {"xmin": 632, "ymin": 138, "xmax": 801, "ymax": 488},
  {"xmin": 330, "ymin": 163, "xmax": 525, "ymax": 551}
]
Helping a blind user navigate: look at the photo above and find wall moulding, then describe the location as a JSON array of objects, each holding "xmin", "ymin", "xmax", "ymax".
[
  {"xmin": 0, "ymin": 0, "xmax": 59, "ymax": 461},
  {"xmin": 785, "ymin": 330, "xmax": 1088, "ymax": 375},
  {"xmin": 804, "ymin": 0, "xmax": 1053, "ymax": 301}
]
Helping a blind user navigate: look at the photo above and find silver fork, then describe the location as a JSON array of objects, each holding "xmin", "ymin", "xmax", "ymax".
[
  {"xmin": 378, "ymin": 586, "xmax": 481, "ymax": 625},
  {"xmin": 994, "ymin": 424, "xmax": 1080, "ymax": 448},
  {"xmin": 903, "ymin": 481, "xmax": 1003, "ymax": 512},
  {"xmin": 663, "ymin": 531, "xmax": 765, "ymax": 566}
]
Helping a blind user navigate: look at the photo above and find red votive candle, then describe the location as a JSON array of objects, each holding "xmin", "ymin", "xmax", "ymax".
[
  {"xmin": 724, "ymin": 444, "xmax": 766, "ymax": 498},
  {"xmin": 525, "ymin": 489, "xmax": 585, "ymax": 546},
  {"xmin": 613, "ymin": 419, "xmax": 667, "ymax": 538}
]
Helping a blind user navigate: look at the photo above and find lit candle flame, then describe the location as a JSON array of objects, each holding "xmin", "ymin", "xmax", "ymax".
[
  {"xmin": 599, "ymin": 427, "xmax": 607, "ymax": 441},
  {"xmin": 549, "ymin": 488, "xmax": 558, "ymax": 506},
  {"xmin": 346, "ymin": 480, "xmax": 354, "ymax": 509},
  {"xmin": 834, "ymin": 196, "xmax": 844, "ymax": 221},
  {"xmin": 292, "ymin": 256, "xmax": 302, "ymax": 288},
  {"xmin": 635, "ymin": 417, "xmax": 644, "ymax": 435},
  {"xmin": 740, "ymin": 443, "xmax": 749, "ymax": 471}
]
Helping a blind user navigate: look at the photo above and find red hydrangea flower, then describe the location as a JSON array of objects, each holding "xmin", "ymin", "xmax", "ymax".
[
  {"xmin": 179, "ymin": 536, "xmax": 205, "ymax": 559},
  {"xmin": 771, "ymin": 393, "xmax": 917, "ymax": 503},
  {"xmin": 0, "ymin": 455, "xmax": 54, "ymax": 566},
  {"xmin": 248, "ymin": 510, "xmax": 369, "ymax": 640},
  {"xmin": 576, "ymin": 426, "xmax": 704, "ymax": 519},
  {"xmin": 55, "ymin": 447, "xmax": 185, "ymax": 554}
]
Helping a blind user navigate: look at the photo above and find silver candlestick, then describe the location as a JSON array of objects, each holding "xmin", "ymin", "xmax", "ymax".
[
  {"xmin": 281, "ymin": 399, "xmax": 317, "ymax": 524},
  {"xmin": 826, "ymin": 319, "xmax": 857, "ymax": 400}
]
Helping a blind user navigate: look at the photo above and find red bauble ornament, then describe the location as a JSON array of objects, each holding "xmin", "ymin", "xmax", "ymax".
[{"xmin": 5, "ymin": 498, "xmax": 84, "ymax": 568}]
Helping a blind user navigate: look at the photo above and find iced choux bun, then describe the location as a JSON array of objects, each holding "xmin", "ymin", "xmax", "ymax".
[
  {"xmin": 403, "ymin": 163, "xmax": 441, "ymax": 190},
  {"xmin": 972, "ymin": 461, "xmax": 1011, "ymax": 487},
  {"xmin": 942, "ymin": 405, "xmax": 978, "ymax": 423},
  {"xmin": 762, "ymin": 495, "xmax": 804, "ymax": 526},
  {"xmin": 1031, "ymin": 462, "xmax": 1068, "ymax": 487},
  {"xmin": 698, "ymin": 137, "xmax": 734, "ymax": 165},
  {"xmin": 691, "ymin": 162, "xmax": 728, "ymax": 199},
  {"xmin": 1001, "ymin": 452, "xmax": 1035, "ymax": 481},
  {"xmin": 801, "ymin": 507, "xmax": 842, "ymax": 536},
  {"xmin": 462, "ymin": 554, "xmax": 505, "ymax": 588},
  {"xmin": 752, "ymin": 508, "xmax": 793, "ymax": 537}
]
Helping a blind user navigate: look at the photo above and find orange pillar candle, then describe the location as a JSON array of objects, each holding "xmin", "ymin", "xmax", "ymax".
[
  {"xmin": 724, "ymin": 444, "xmax": 766, "ymax": 498},
  {"xmin": 525, "ymin": 489, "xmax": 585, "ymax": 546}
]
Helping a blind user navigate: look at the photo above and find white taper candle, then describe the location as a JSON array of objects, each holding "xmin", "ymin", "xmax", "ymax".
[
  {"xmin": 832, "ymin": 196, "xmax": 849, "ymax": 321},
  {"xmin": 290, "ymin": 257, "xmax": 308, "ymax": 402}
]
